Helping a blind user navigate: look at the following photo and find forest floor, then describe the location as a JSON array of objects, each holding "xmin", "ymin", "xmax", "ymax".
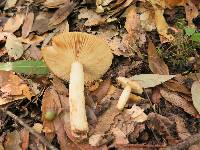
[{"xmin": 0, "ymin": 0, "xmax": 200, "ymax": 150}]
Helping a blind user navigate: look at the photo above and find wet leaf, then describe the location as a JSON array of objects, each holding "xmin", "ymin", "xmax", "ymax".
[
  {"xmin": 3, "ymin": 14, "xmax": 24, "ymax": 33},
  {"xmin": 131, "ymin": 74, "xmax": 175, "ymax": 88},
  {"xmin": 0, "ymin": 60, "xmax": 49, "ymax": 75},
  {"xmin": 191, "ymin": 81, "xmax": 200, "ymax": 113},
  {"xmin": 147, "ymin": 40, "xmax": 169, "ymax": 75},
  {"xmin": 5, "ymin": 34, "xmax": 24, "ymax": 59}
]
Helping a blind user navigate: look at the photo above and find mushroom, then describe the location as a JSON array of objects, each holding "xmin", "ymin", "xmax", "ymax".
[
  {"xmin": 117, "ymin": 76, "xmax": 143, "ymax": 110},
  {"xmin": 42, "ymin": 32, "xmax": 113, "ymax": 139}
]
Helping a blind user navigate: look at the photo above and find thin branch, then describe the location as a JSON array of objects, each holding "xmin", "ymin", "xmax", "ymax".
[{"xmin": 0, "ymin": 108, "xmax": 58, "ymax": 150}]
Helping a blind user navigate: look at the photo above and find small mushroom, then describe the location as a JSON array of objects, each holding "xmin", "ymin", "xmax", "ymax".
[
  {"xmin": 117, "ymin": 76, "xmax": 143, "ymax": 110},
  {"xmin": 42, "ymin": 32, "xmax": 113, "ymax": 139}
]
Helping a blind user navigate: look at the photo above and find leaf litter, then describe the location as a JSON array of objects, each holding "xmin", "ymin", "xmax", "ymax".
[{"xmin": 0, "ymin": 0, "xmax": 199, "ymax": 149}]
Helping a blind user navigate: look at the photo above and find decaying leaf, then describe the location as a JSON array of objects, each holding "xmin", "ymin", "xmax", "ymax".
[
  {"xmin": 131, "ymin": 74, "xmax": 175, "ymax": 88},
  {"xmin": 20, "ymin": 34, "xmax": 45, "ymax": 45},
  {"xmin": 4, "ymin": 131, "xmax": 22, "ymax": 150},
  {"xmin": 42, "ymin": 77, "xmax": 70, "ymax": 149},
  {"xmin": 48, "ymin": 1, "xmax": 76, "ymax": 27},
  {"xmin": 174, "ymin": 116, "xmax": 191, "ymax": 140},
  {"xmin": 147, "ymin": 112, "xmax": 175, "ymax": 143},
  {"xmin": 125, "ymin": 105, "xmax": 147, "ymax": 123},
  {"xmin": 191, "ymin": 81, "xmax": 200, "ymax": 114},
  {"xmin": 4, "ymin": 0, "xmax": 17, "ymax": 10},
  {"xmin": 78, "ymin": 8, "xmax": 106, "ymax": 26},
  {"xmin": 3, "ymin": 14, "xmax": 24, "ymax": 33},
  {"xmin": 111, "ymin": 127, "xmax": 129, "ymax": 145},
  {"xmin": 147, "ymin": 40, "xmax": 169, "ymax": 75},
  {"xmin": 24, "ymin": 45, "xmax": 42, "ymax": 60},
  {"xmin": 5, "ymin": 34, "xmax": 24, "ymax": 59},
  {"xmin": 160, "ymin": 88, "xmax": 198, "ymax": 116},
  {"xmin": 22, "ymin": 12, "xmax": 34, "ymax": 38},
  {"xmin": 32, "ymin": 13, "xmax": 50, "ymax": 34},
  {"xmin": 0, "ymin": 71, "xmax": 33, "ymax": 104},
  {"xmin": 89, "ymin": 134, "xmax": 106, "ymax": 147},
  {"xmin": 44, "ymin": 0, "xmax": 67, "ymax": 8},
  {"xmin": 20, "ymin": 129, "xmax": 29, "ymax": 150},
  {"xmin": 164, "ymin": 80, "xmax": 191, "ymax": 95}
]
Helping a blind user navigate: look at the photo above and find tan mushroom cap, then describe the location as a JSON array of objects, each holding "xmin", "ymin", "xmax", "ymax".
[
  {"xmin": 117, "ymin": 77, "xmax": 143, "ymax": 94},
  {"xmin": 42, "ymin": 32, "xmax": 113, "ymax": 82}
]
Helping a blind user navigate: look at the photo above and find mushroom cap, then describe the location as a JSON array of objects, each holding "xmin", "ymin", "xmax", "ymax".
[
  {"xmin": 117, "ymin": 77, "xmax": 143, "ymax": 94},
  {"xmin": 42, "ymin": 32, "xmax": 113, "ymax": 82}
]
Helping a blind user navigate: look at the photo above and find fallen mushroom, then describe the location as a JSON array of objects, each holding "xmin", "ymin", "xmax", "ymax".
[
  {"xmin": 42, "ymin": 32, "xmax": 113, "ymax": 139},
  {"xmin": 117, "ymin": 76, "xmax": 143, "ymax": 110}
]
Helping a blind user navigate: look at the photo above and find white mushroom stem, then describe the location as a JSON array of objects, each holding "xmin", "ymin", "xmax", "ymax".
[
  {"xmin": 117, "ymin": 85, "xmax": 131, "ymax": 110},
  {"xmin": 69, "ymin": 61, "xmax": 88, "ymax": 137}
]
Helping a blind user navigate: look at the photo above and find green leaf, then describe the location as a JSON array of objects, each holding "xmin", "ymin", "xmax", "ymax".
[
  {"xmin": 191, "ymin": 33, "xmax": 200, "ymax": 42},
  {"xmin": 184, "ymin": 27, "xmax": 196, "ymax": 36},
  {"xmin": 0, "ymin": 60, "xmax": 49, "ymax": 75}
]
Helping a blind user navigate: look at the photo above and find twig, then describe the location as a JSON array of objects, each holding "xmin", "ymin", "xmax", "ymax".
[
  {"xmin": 0, "ymin": 108, "xmax": 58, "ymax": 150},
  {"xmin": 167, "ymin": 132, "xmax": 200, "ymax": 150}
]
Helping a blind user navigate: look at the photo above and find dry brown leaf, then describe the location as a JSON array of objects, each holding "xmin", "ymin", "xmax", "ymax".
[
  {"xmin": 32, "ymin": 13, "xmax": 50, "ymax": 34},
  {"xmin": 164, "ymin": 80, "xmax": 191, "ymax": 95},
  {"xmin": 20, "ymin": 129, "xmax": 29, "ymax": 150},
  {"xmin": 166, "ymin": 0, "xmax": 186, "ymax": 8},
  {"xmin": 24, "ymin": 45, "xmax": 42, "ymax": 60},
  {"xmin": 154, "ymin": 9, "xmax": 174, "ymax": 42},
  {"xmin": 0, "ymin": 71, "xmax": 33, "ymax": 105},
  {"xmin": 22, "ymin": 12, "xmax": 34, "ymax": 38},
  {"xmin": 125, "ymin": 105, "xmax": 148, "ymax": 123},
  {"xmin": 42, "ymin": 77, "xmax": 70, "ymax": 149},
  {"xmin": 174, "ymin": 116, "xmax": 191, "ymax": 140},
  {"xmin": 3, "ymin": 14, "xmax": 24, "ymax": 33},
  {"xmin": 91, "ymin": 80, "xmax": 111, "ymax": 102},
  {"xmin": 20, "ymin": 34, "xmax": 45, "ymax": 45},
  {"xmin": 111, "ymin": 127, "xmax": 129, "ymax": 145},
  {"xmin": 78, "ymin": 8, "xmax": 106, "ymax": 26},
  {"xmin": 89, "ymin": 134, "xmax": 106, "ymax": 147},
  {"xmin": 4, "ymin": 0, "xmax": 17, "ymax": 10},
  {"xmin": 48, "ymin": 1, "xmax": 76, "ymax": 27},
  {"xmin": 166, "ymin": 0, "xmax": 198, "ymax": 27},
  {"xmin": 122, "ymin": 5, "xmax": 146, "ymax": 57},
  {"xmin": 44, "ymin": 0, "xmax": 67, "ymax": 8},
  {"xmin": 4, "ymin": 131, "xmax": 22, "ymax": 150},
  {"xmin": 184, "ymin": 0, "xmax": 199, "ymax": 27},
  {"xmin": 147, "ymin": 40, "xmax": 169, "ymax": 75},
  {"xmin": 151, "ymin": 86, "xmax": 161, "ymax": 104},
  {"xmin": 5, "ymin": 34, "xmax": 24, "ymax": 59},
  {"xmin": 191, "ymin": 81, "xmax": 200, "ymax": 114},
  {"xmin": 160, "ymin": 88, "xmax": 198, "ymax": 116}
]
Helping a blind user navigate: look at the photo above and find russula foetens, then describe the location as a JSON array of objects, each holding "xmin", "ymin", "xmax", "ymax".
[
  {"xmin": 42, "ymin": 32, "xmax": 113, "ymax": 138},
  {"xmin": 117, "ymin": 76, "xmax": 143, "ymax": 110}
]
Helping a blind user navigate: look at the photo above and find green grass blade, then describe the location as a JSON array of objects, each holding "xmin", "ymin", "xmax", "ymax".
[{"xmin": 0, "ymin": 60, "xmax": 49, "ymax": 75}]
